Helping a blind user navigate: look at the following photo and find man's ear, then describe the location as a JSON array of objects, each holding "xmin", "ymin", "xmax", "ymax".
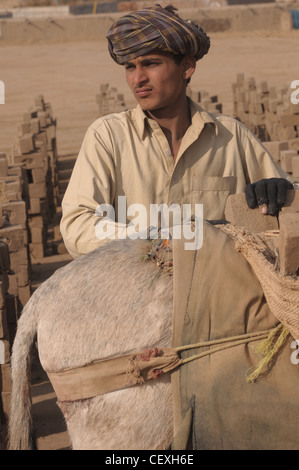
[{"xmin": 183, "ymin": 56, "xmax": 196, "ymax": 81}]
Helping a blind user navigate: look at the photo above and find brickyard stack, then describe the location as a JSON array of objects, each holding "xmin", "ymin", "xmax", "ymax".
[
  {"xmin": 9, "ymin": 95, "xmax": 59, "ymax": 260},
  {"xmin": 96, "ymin": 83, "xmax": 127, "ymax": 116},
  {"xmin": 232, "ymin": 74, "xmax": 299, "ymax": 181}
]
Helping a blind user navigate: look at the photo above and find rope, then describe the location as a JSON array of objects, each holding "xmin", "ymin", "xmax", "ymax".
[
  {"xmin": 175, "ymin": 328, "xmax": 274, "ymax": 364},
  {"xmin": 174, "ymin": 324, "xmax": 289, "ymax": 382}
]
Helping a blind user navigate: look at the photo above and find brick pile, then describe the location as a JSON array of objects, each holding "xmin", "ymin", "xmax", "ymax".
[
  {"xmin": 0, "ymin": 153, "xmax": 31, "ymax": 315},
  {"xmin": 0, "ymin": 96, "xmax": 69, "ymax": 448},
  {"xmin": 187, "ymin": 87, "xmax": 223, "ymax": 114},
  {"xmin": 0, "ymin": 241, "xmax": 13, "ymax": 449},
  {"xmin": 8, "ymin": 95, "xmax": 59, "ymax": 260},
  {"xmin": 232, "ymin": 74, "xmax": 299, "ymax": 180},
  {"xmin": 96, "ymin": 84, "xmax": 127, "ymax": 116}
]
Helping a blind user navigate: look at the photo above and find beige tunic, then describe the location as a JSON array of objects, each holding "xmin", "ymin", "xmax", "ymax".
[{"xmin": 60, "ymin": 99, "xmax": 286, "ymax": 258}]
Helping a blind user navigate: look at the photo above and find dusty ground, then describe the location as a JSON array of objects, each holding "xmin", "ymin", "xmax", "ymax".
[{"xmin": 1, "ymin": 28, "xmax": 299, "ymax": 450}]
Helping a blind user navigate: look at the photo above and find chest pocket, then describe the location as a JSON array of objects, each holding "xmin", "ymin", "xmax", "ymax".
[{"xmin": 192, "ymin": 176, "xmax": 237, "ymax": 220}]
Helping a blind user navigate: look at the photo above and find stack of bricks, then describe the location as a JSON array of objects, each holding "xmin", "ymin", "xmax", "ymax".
[
  {"xmin": 9, "ymin": 95, "xmax": 59, "ymax": 260},
  {"xmin": 0, "ymin": 153, "xmax": 31, "ymax": 316},
  {"xmin": 232, "ymin": 74, "xmax": 299, "ymax": 152},
  {"xmin": 96, "ymin": 84, "xmax": 127, "ymax": 116},
  {"xmin": 262, "ymin": 141, "xmax": 299, "ymax": 182},
  {"xmin": 187, "ymin": 87, "xmax": 223, "ymax": 114},
  {"xmin": 0, "ymin": 241, "xmax": 13, "ymax": 450}
]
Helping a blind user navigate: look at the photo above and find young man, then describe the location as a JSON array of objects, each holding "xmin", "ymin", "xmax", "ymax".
[{"xmin": 60, "ymin": 4, "xmax": 292, "ymax": 258}]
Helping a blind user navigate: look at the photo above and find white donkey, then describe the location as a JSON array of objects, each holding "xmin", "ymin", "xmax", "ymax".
[{"xmin": 8, "ymin": 239, "xmax": 174, "ymax": 450}]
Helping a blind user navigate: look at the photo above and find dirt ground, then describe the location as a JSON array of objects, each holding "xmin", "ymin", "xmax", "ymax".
[{"xmin": 1, "ymin": 27, "xmax": 299, "ymax": 450}]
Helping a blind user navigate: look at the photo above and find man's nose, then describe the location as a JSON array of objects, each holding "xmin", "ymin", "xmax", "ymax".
[{"xmin": 134, "ymin": 66, "xmax": 148, "ymax": 86}]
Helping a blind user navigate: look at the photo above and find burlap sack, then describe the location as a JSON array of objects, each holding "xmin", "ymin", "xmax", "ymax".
[{"xmin": 171, "ymin": 220, "xmax": 299, "ymax": 450}]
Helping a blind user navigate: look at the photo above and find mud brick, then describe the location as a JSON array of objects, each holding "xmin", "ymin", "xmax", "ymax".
[
  {"xmin": 8, "ymin": 274, "xmax": 18, "ymax": 297},
  {"xmin": 280, "ymin": 149, "xmax": 298, "ymax": 173},
  {"xmin": 37, "ymin": 111, "xmax": 48, "ymax": 128},
  {"xmin": 7, "ymin": 166, "xmax": 23, "ymax": 178},
  {"xmin": 28, "ymin": 198, "xmax": 41, "ymax": 215},
  {"xmin": 292, "ymin": 157, "xmax": 299, "ymax": 178},
  {"xmin": 0, "ymin": 363, "xmax": 12, "ymax": 392},
  {"xmin": 0, "ymin": 157, "xmax": 7, "ymax": 176},
  {"xmin": 29, "ymin": 118, "xmax": 40, "ymax": 135},
  {"xmin": 28, "ymin": 215, "xmax": 43, "ymax": 228},
  {"xmin": 17, "ymin": 122, "xmax": 30, "ymax": 137},
  {"xmin": 291, "ymin": 102, "xmax": 299, "ymax": 114},
  {"xmin": 18, "ymin": 285, "xmax": 31, "ymax": 308},
  {"xmin": 19, "ymin": 133, "xmax": 34, "ymax": 154},
  {"xmin": 31, "ymin": 168, "xmax": 45, "ymax": 184},
  {"xmin": 0, "ymin": 182, "xmax": 8, "ymax": 203},
  {"xmin": 34, "ymin": 131, "xmax": 48, "ymax": 151},
  {"xmin": 46, "ymin": 124, "xmax": 56, "ymax": 151},
  {"xmin": 278, "ymin": 126, "xmax": 297, "ymax": 141},
  {"xmin": 28, "ymin": 182, "xmax": 46, "ymax": 199},
  {"xmin": 269, "ymin": 86, "xmax": 278, "ymax": 99},
  {"xmin": 0, "ymin": 340, "xmax": 10, "ymax": 364},
  {"xmin": 12, "ymin": 152, "xmax": 45, "ymax": 169},
  {"xmin": 224, "ymin": 193, "xmax": 279, "ymax": 233},
  {"xmin": 0, "ymin": 177, "xmax": 21, "ymax": 196},
  {"xmin": 261, "ymin": 81, "xmax": 269, "ymax": 94},
  {"xmin": 282, "ymin": 189, "xmax": 299, "ymax": 213},
  {"xmin": 35, "ymin": 94, "xmax": 45, "ymax": 109},
  {"xmin": 29, "ymin": 243, "xmax": 44, "ymax": 260},
  {"xmin": 16, "ymin": 265, "xmax": 29, "ymax": 287},
  {"xmin": 1, "ymin": 392, "xmax": 11, "ymax": 419},
  {"xmin": 262, "ymin": 141, "xmax": 289, "ymax": 164},
  {"xmin": 280, "ymin": 114, "xmax": 299, "ymax": 128},
  {"xmin": 0, "ymin": 309, "xmax": 9, "ymax": 339},
  {"xmin": 278, "ymin": 212, "xmax": 299, "ymax": 275},
  {"xmin": 0, "ymin": 201, "xmax": 26, "ymax": 227},
  {"xmin": 9, "ymin": 248, "xmax": 27, "ymax": 272},
  {"xmin": 30, "ymin": 226, "xmax": 46, "ymax": 244},
  {"xmin": 0, "ymin": 225, "xmax": 24, "ymax": 253}
]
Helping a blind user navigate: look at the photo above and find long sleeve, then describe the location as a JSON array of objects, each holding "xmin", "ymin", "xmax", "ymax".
[{"xmin": 60, "ymin": 124, "xmax": 117, "ymax": 258}]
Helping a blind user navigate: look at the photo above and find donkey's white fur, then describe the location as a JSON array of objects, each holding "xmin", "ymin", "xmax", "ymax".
[{"xmin": 9, "ymin": 239, "xmax": 174, "ymax": 450}]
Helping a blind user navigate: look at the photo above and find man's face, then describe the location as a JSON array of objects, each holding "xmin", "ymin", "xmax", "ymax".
[{"xmin": 124, "ymin": 52, "xmax": 195, "ymax": 114}]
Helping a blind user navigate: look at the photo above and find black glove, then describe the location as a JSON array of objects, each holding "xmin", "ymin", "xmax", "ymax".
[{"xmin": 245, "ymin": 178, "xmax": 293, "ymax": 216}]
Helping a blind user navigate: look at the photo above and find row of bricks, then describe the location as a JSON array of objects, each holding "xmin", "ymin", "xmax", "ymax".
[
  {"xmin": 96, "ymin": 83, "xmax": 127, "ymax": 115},
  {"xmin": 233, "ymin": 74, "xmax": 299, "ymax": 146},
  {"xmin": 262, "ymin": 142, "xmax": 299, "ymax": 179},
  {"xmin": 1, "ymin": 95, "xmax": 60, "ymax": 260},
  {"xmin": 187, "ymin": 87, "xmax": 223, "ymax": 114}
]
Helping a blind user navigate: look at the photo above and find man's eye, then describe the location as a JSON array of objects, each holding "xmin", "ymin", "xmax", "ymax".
[{"xmin": 125, "ymin": 64, "xmax": 135, "ymax": 70}]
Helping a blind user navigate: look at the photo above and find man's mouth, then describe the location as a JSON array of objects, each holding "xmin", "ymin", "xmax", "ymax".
[{"xmin": 135, "ymin": 87, "xmax": 152, "ymax": 97}]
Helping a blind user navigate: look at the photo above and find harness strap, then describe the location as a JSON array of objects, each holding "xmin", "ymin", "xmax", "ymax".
[{"xmin": 47, "ymin": 326, "xmax": 280, "ymax": 402}]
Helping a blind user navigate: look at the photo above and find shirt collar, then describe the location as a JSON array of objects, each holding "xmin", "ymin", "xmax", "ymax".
[{"xmin": 134, "ymin": 98, "xmax": 218, "ymax": 140}]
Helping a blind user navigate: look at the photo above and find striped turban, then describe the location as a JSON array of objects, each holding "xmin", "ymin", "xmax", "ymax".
[{"xmin": 106, "ymin": 4, "xmax": 210, "ymax": 65}]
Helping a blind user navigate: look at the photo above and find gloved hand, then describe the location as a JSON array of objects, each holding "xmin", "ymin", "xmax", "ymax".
[{"xmin": 245, "ymin": 178, "xmax": 293, "ymax": 216}]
